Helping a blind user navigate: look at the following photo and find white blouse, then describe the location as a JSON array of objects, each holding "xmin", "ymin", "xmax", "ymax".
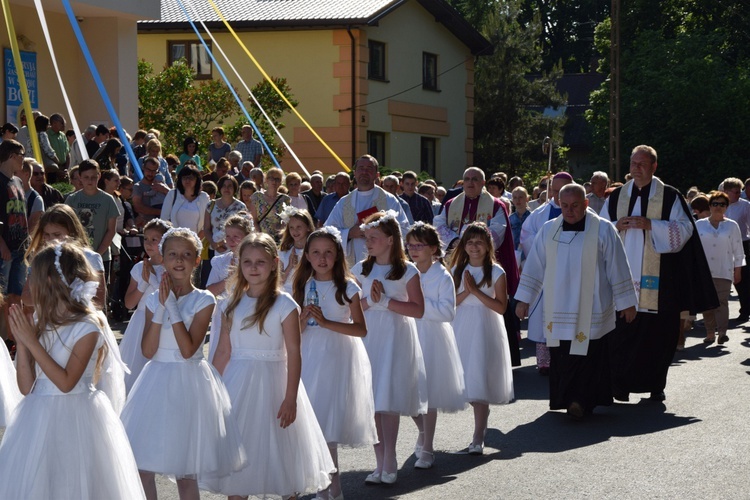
[{"xmin": 696, "ymin": 218, "xmax": 746, "ymax": 281}]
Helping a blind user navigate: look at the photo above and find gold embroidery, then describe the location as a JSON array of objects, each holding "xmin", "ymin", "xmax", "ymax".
[
  {"xmin": 576, "ymin": 332, "xmax": 587, "ymax": 343},
  {"xmin": 547, "ymin": 322, "xmax": 553, "ymax": 332}
]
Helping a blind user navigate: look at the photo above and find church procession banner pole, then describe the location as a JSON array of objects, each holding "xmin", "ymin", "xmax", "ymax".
[
  {"xmin": 60, "ymin": 0, "xmax": 144, "ymax": 180},
  {"xmin": 180, "ymin": 0, "xmax": 310, "ymax": 177},
  {"xmin": 206, "ymin": 0, "xmax": 352, "ymax": 173},
  {"xmin": 1, "ymin": 0, "xmax": 41, "ymax": 163},
  {"xmin": 31, "ymin": 0, "xmax": 88, "ymax": 165},
  {"xmin": 174, "ymin": 0, "xmax": 283, "ymax": 171}
]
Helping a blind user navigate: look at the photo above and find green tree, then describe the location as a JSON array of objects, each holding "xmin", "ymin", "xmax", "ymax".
[
  {"xmin": 138, "ymin": 59, "xmax": 241, "ymax": 157},
  {"xmin": 224, "ymin": 77, "xmax": 299, "ymax": 167},
  {"xmin": 587, "ymin": 0, "xmax": 750, "ymax": 189},
  {"xmin": 472, "ymin": 1, "xmax": 567, "ymax": 180}
]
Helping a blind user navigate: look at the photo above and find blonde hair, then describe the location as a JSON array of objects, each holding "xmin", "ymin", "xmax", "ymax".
[
  {"xmin": 30, "ymin": 242, "xmax": 107, "ymax": 382},
  {"xmin": 360, "ymin": 211, "xmax": 407, "ymax": 280},
  {"xmin": 224, "ymin": 233, "xmax": 280, "ymax": 335}
]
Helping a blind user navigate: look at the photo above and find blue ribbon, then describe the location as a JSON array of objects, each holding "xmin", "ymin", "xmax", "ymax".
[
  {"xmin": 60, "ymin": 0, "xmax": 143, "ymax": 180},
  {"xmin": 174, "ymin": 0, "xmax": 281, "ymax": 170}
]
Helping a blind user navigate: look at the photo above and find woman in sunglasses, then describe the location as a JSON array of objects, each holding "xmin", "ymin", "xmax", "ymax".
[{"xmin": 695, "ymin": 191, "xmax": 746, "ymax": 345}]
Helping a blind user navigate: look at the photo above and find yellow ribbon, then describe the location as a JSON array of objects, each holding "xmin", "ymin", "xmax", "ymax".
[
  {"xmin": 1, "ymin": 0, "xmax": 41, "ymax": 162},
  {"xmin": 206, "ymin": 0, "xmax": 351, "ymax": 172}
]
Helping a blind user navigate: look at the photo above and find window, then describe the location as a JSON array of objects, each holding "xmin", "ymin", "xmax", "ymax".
[
  {"xmin": 368, "ymin": 41, "xmax": 387, "ymax": 81},
  {"xmin": 420, "ymin": 137, "xmax": 437, "ymax": 177},
  {"xmin": 168, "ymin": 41, "xmax": 212, "ymax": 79},
  {"xmin": 367, "ymin": 131, "xmax": 386, "ymax": 165},
  {"xmin": 422, "ymin": 52, "xmax": 438, "ymax": 91}
]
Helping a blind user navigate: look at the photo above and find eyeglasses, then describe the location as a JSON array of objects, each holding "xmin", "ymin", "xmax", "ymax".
[
  {"xmin": 406, "ymin": 243, "xmax": 429, "ymax": 250},
  {"xmin": 143, "ymin": 167, "xmax": 158, "ymax": 173},
  {"xmin": 710, "ymin": 202, "xmax": 728, "ymax": 207}
]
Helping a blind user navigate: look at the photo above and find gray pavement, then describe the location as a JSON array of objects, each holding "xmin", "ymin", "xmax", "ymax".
[{"xmin": 4, "ymin": 297, "xmax": 749, "ymax": 499}]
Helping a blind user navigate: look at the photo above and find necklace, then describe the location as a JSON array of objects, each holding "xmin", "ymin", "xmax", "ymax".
[{"xmin": 313, "ymin": 279, "xmax": 335, "ymax": 303}]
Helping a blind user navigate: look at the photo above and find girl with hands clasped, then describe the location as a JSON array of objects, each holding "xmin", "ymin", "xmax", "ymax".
[
  {"xmin": 0, "ymin": 242, "xmax": 144, "ymax": 499},
  {"xmin": 294, "ymin": 227, "xmax": 378, "ymax": 500},
  {"xmin": 406, "ymin": 223, "xmax": 466, "ymax": 470},
  {"xmin": 120, "ymin": 228, "xmax": 245, "ymax": 500},
  {"xmin": 278, "ymin": 205, "xmax": 315, "ymax": 293},
  {"xmin": 450, "ymin": 222, "xmax": 514, "ymax": 456},
  {"xmin": 205, "ymin": 233, "xmax": 334, "ymax": 499},
  {"xmin": 119, "ymin": 218, "xmax": 171, "ymax": 393},
  {"xmin": 352, "ymin": 210, "xmax": 428, "ymax": 486},
  {"xmin": 0, "ymin": 293, "xmax": 21, "ymax": 429}
]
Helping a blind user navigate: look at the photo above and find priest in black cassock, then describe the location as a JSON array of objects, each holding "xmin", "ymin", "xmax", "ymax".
[{"xmin": 601, "ymin": 145, "xmax": 718, "ymax": 402}]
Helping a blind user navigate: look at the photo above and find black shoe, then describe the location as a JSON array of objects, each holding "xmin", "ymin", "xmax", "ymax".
[
  {"xmin": 649, "ymin": 391, "xmax": 666, "ymax": 401},
  {"xmin": 538, "ymin": 367, "xmax": 550, "ymax": 376},
  {"xmin": 718, "ymin": 334, "xmax": 729, "ymax": 345},
  {"xmin": 567, "ymin": 402, "xmax": 584, "ymax": 420},
  {"xmin": 734, "ymin": 315, "xmax": 749, "ymax": 324}
]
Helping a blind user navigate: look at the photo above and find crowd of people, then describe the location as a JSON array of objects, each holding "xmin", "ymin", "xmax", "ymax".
[{"xmin": 0, "ymin": 117, "xmax": 740, "ymax": 500}]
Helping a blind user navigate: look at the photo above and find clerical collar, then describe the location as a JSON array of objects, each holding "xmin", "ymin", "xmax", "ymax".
[
  {"xmin": 632, "ymin": 181, "xmax": 652, "ymax": 198},
  {"xmin": 562, "ymin": 218, "xmax": 586, "ymax": 231}
]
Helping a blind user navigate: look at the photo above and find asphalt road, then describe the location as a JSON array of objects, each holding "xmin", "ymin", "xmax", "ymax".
[{"xmin": 3, "ymin": 297, "xmax": 749, "ymax": 499}]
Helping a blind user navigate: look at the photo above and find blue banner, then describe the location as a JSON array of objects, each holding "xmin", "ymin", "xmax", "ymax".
[{"xmin": 4, "ymin": 48, "xmax": 37, "ymax": 123}]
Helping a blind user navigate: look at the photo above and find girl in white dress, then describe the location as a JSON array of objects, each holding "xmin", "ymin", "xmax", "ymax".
[
  {"xmin": 0, "ymin": 242, "xmax": 144, "ymax": 499},
  {"xmin": 0, "ymin": 292, "xmax": 21, "ymax": 429},
  {"xmin": 293, "ymin": 227, "xmax": 377, "ymax": 499},
  {"xmin": 278, "ymin": 205, "xmax": 314, "ymax": 294},
  {"xmin": 352, "ymin": 210, "xmax": 427, "ymax": 485},
  {"xmin": 405, "ymin": 222, "xmax": 466, "ymax": 469},
  {"xmin": 208, "ymin": 233, "xmax": 334, "ymax": 498},
  {"xmin": 23, "ymin": 204, "xmax": 127, "ymax": 413},
  {"xmin": 450, "ymin": 222, "xmax": 514, "ymax": 455},
  {"xmin": 120, "ymin": 218, "xmax": 171, "ymax": 393},
  {"xmin": 120, "ymin": 228, "xmax": 245, "ymax": 500},
  {"xmin": 205, "ymin": 213, "xmax": 254, "ymax": 362}
]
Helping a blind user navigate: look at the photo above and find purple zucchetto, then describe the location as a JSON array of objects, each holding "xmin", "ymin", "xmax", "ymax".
[{"xmin": 552, "ymin": 172, "xmax": 573, "ymax": 182}]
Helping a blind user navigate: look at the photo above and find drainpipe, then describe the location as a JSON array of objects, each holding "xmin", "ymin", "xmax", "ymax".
[{"xmin": 347, "ymin": 26, "xmax": 356, "ymax": 165}]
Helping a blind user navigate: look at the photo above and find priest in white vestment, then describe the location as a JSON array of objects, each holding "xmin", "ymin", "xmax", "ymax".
[
  {"xmin": 324, "ymin": 155, "xmax": 409, "ymax": 265},
  {"xmin": 517, "ymin": 172, "xmax": 573, "ymax": 374},
  {"xmin": 516, "ymin": 184, "xmax": 637, "ymax": 418}
]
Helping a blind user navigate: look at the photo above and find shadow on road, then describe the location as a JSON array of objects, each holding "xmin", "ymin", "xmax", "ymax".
[{"xmin": 488, "ymin": 401, "xmax": 699, "ymax": 460}]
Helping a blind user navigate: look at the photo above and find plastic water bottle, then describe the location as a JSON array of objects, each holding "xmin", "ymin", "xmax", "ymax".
[{"xmin": 306, "ymin": 280, "xmax": 319, "ymax": 326}]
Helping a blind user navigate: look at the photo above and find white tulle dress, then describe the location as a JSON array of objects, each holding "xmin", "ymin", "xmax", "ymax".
[
  {"xmin": 202, "ymin": 292, "xmax": 334, "ymax": 497},
  {"xmin": 300, "ymin": 279, "xmax": 378, "ymax": 446},
  {"xmin": 120, "ymin": 289, "xmax": 245, "ymax": 478},
  {"xmin": 0, "ymin": 342, "xmax": 21, "ymax": 428},
  {"xmin": 118, "ymin": 260, "xmax": 164, "ymax": 393},
  {"xmin": 206, "ymin": 251, "xmax": 234, "ymax": 363},
  {"xmin": 352, "ymin": 261, "xmax": 428, "ymax": 416},
  {"xmin": 0, "ymin": 315, "xmax": 145, "ymax": 499},
  {"xmin": 451, "ymin": 263, "xmax": 514, "ymax": 404},
  {"xmin": 416, "ymin": 262, "xmax": 467, "ymax": 412}
]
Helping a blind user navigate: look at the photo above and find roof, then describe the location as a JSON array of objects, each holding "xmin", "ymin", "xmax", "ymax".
[{"xmin": 139, "ymin": 0, "xmax": 492, "ymax": 55}]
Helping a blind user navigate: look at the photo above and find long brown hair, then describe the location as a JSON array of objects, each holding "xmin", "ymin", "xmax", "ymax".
[
  {"xmin": 405, "ymin": 222, "xmax": 445, "ymax": 267},
  {"xmin": 279, "ymin": 209, "xmax": 314, "ymax": 251},
  {"xmin": 293, "ymin": 229, "xmax": 352, "ymax": 307},
  {"xmin": 224, "ymin": 233, "xmax": 280, "ymax": 335},
  {"xmin": 360, "ymin": 211, "xmax": 407, "ymax": 280},
  {"xmin": 449, "ymin": 222, "xmax": 496, "ymax": 290},
  {"xmin": 26, "ymin": 205, "xmax": 91, "ymax": 263},
  {"xmin": 30, "ymin": 242, "xmax": 107, "ymax": 381}
]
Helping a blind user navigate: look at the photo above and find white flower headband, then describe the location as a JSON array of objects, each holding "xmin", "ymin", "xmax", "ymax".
[
  {"xmin": 359, "ymin": 209, "xmax": 399, "ymax": 232},
  {"xmin": 317, "ymin": 225, "xmax": 342, "ymax": 244},
  {"xmin": 278, "ymin": 203, "xmax": 302, "ymax": 224},
  {"xmin": 53, "ymin": 243, "xmax": 98, "ymax": 305},
  {"xmin": 159, "ymin": 227, "xmax": 204, "ymax": 255}
]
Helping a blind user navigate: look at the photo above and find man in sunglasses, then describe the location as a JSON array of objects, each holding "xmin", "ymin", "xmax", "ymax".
[
  {"xmin": 29, "ymin": 160, "xmax": 64, "ymax": 209},
  {"xmin": 721, "ymin": 177, "xmax": 750, "ymax": 324}
]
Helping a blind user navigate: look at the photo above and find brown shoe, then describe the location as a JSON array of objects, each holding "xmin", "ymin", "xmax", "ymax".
[{"xmin": 703, "ymin": 335, "xmax": 715, "ymax": 344}]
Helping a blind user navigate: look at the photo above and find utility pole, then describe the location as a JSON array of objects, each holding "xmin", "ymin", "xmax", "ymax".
[{"xmin": 609, "ymin": 0, "xmax": 621, "ymax": 181}]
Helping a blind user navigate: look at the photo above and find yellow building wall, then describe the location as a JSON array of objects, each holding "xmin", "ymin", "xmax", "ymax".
[
  {"xmin": 362, "ymin": 1, "xmax": 473, "ymax": 183},
  {"xmin": 0, "ymin": 3, "xmax": 141, "ymax": 133},
  {"xmin": 138, "ymin": 30, "xmax": 345, "ymax": 173}
]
